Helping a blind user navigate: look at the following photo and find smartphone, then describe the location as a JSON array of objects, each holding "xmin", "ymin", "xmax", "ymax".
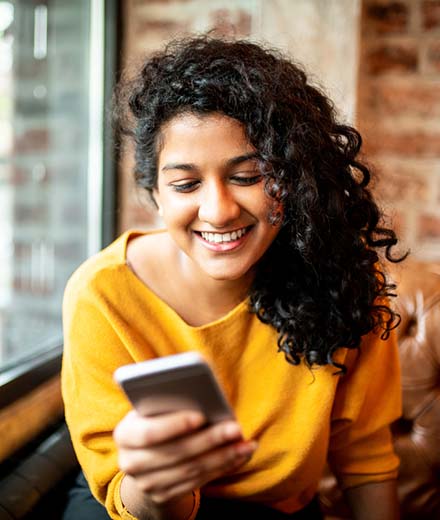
[{"xmin": 114, "ymin": 351, "xmax": 235, "ymax": 424}]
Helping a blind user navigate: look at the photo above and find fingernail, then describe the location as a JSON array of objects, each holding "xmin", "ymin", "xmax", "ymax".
[
  {"xmin": 223, "ymin": 423, "xmax": 242, "ymax": 440},
  {"xmin": 189, "ymin": 412, "xmax": 205, "ymax": 428},
  {"xmin": 236, "ymin": 441, "xmax": 257, "ymax": 456}
]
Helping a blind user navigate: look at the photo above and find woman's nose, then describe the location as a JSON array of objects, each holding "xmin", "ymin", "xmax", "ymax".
[{"xmin": 198, "ymin": 182, "xmax": 241, "ymax": 227}]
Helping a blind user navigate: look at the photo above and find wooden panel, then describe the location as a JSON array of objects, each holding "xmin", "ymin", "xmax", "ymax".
[{"xmin": 0, "ymin": 375, "xmax": 64, "ymax": 462}]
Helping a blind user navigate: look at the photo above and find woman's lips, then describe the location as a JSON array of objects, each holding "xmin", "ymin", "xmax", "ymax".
[{"xmin": 194, "ymin": 226, "xmax": 252, "ymax": 252}]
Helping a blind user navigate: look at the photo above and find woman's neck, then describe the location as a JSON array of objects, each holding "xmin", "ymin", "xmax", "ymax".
[
  {"xmin": 175, "ymin": 251, "xmax": 254, "ymax": 325},
  {"xmin": 126, "ymin": 231, "xmax": 254, "ymax": 327}
]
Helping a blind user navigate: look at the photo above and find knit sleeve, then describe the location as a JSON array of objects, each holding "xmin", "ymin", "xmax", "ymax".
[
  {"xmin": 328, "ymin": 327, "xmax": 402, "ymax": 490},
  {"xmin": 62, "ymin": 266, "xmax": 201, "ymax": 519},
  {"xmin": 62, "ymin": 268, "xmax": 137, "ymax": 519}
]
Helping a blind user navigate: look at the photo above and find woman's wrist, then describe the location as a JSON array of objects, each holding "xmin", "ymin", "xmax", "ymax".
[
  {"xmin": 120, "ymin": 474, "xmax": 195, "ymax": 520},
  {"xmin": 343, "ymin": 479, "xmax": 400, "ymax": 520}
]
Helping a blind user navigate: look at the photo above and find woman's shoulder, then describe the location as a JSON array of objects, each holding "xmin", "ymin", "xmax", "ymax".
[
  {"xmin": 125, "ymin": 229, "xmax": 172, "ymax": 289},
  {"xmin": 126, "ymin": 229, "xmax": 168, "ymax": 269},
  {"xmin": 64, "ymin": 229, "xmax": 167, "ymax": 298}
]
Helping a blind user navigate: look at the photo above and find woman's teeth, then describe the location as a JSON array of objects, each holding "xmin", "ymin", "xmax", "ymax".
[{"xmin": 200, "ymin": 228, "xmax": 248, "ymax": 244}]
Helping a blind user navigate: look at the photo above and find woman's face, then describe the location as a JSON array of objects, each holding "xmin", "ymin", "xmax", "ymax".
[{"xmin": 153, "ymin": 112, "xmax": 281, "ymax": 283}]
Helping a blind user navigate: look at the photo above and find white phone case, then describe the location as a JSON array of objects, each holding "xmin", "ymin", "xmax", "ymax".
[{"xmin": 114, "ymin": 351, "xmax": 234, "ymax": 424}]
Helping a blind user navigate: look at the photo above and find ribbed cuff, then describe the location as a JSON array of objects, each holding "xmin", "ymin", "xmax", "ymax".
[
  {"xmin": 114, "ymin": 475, "xmax": 200, "ymax": 520},
  {"xmin": 338, "ymin": 470, "xmax": 399, "ymax": 491},
  {"xmin": 113, "ymin": 474, "xmax": 138, "ymax": 520},
  {"xmin": 187, "ymin": 489, "xmax": 201, "ymax": 520}
]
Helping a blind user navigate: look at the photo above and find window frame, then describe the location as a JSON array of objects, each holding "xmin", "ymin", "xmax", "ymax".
[{"xmin": 0, "ymin": 0, "xmax": 121, "ymax": 407}]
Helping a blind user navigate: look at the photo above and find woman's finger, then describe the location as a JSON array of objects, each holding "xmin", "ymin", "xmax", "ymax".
[
  {"xmin": 132, "ymin": 440, "xmax": 257, "ymax": 496},
  {"xmin": 120, "ymin": 419, "xmax": 244, "ymax": 473},
  {"xmin": 113, "ymin": 409, "xmax": 205, "ymax": 448}
]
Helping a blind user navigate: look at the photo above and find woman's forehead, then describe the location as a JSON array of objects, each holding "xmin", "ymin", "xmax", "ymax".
[{"xmin": 158, "ymin": 113, "xmax": 256, "ymax": 162}]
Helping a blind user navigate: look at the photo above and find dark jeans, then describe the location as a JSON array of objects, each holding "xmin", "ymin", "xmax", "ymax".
[
  {"xmin": 63, "ymin": 470, "xmax": 323, "ymax": 519},
  {"xmin": 63, "ymin": 471, "xmax": 110, "ymax": 520},
  {"xmin": 197, "ymin": 495, "xmax": 323, "ymax": 519}
]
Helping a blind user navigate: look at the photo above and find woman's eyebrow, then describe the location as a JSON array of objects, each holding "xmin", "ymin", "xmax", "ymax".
[
  {"xmin": 161, "ymin": 162, "xmax": 197, "ymax": 172},
  {"xmin": 161, "ymin": 152, "xmax": 260, "ymax": 173},
  {"xmin": 226, "ymin": 152, "xmax": 260, "ymax": 167}
]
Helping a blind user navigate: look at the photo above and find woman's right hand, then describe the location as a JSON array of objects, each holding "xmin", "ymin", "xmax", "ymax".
[{"xmin": 113, "ymin": 409, "xmax": 257, "ymax": 509}]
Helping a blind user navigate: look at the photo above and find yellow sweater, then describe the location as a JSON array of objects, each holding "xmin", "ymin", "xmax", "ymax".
[{"xmin": 62, "ymin": 230, "xmax": 401, "ymax": 520}]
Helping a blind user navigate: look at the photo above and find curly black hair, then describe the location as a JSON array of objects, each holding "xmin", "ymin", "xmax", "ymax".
[{"xmin": 114, "ymin": 35, "xmax": 406, "ymax": 371}]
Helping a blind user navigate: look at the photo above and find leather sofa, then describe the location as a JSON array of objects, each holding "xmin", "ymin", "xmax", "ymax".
[{"xmin": 319, "ymin": 260, "xmax": 440, "ymax": 519}]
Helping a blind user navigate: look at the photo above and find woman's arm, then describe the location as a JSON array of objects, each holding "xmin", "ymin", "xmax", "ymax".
[
  {"xmin": 344, "ymin": 480, "xmax": 400, "ymax": 520},
  {"xmin": 328, "ymin": 328, "xmax": 402, "ymax": 515}
]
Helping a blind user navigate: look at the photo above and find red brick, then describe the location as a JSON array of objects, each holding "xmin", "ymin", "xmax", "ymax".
[
  {"xmin": 13, "ymin": 242, "xmax": 30, "ymax": 260},
  {"xmin": 135, "ymin": 19, "xmax": 186, "ymax": 35},
  {"xmin": 389, "ymin": 210, "xmax": 406, "ymax": 241},
  {"xmin": 364, "ymin": 1, "xmax": 409, "ymax": 34},
  {"xmin": 2, "ymin": 165, "xmax": 50, "ymax": 186},
  {"xmin": 10, "ymin": 166, "xmax": 27, "ymax": 185},
  {"xmin": 374, "ymin": 169, "xmax": 431, "ymax": 202},
  {"xmin": 422, "ymin": 0, "xmax": 440, "ymax": 30},
  {"xmin": 12, "ymin": 274, "xmax": 53, "ymax": 295},
  {"xmin": 363, "ymin": 130, "xmax": 440, "ymax": 157},
  {"xmin": 0, "ymin": 165, "xmax": 28, "ymax": 185},
  {"xmin": 120, "ymin": 204, "xmax": 156, "ymax": 232},
  {"xmin": 13, "ymin": 129, "xmax": 49, "ymax": 153},
  {"xmin": 425, "ymin": 41, "xmax": 440, "ymax": 73},
  {"xmin": 375, "ymin": 208, "xmax": 408, "ymax": 251},
  {"xmin": 365, "ymin": 42, "xmax": 418, "ymax": 75},
  {"xmin": 418, "ymin": 213, "xmax": 440, "ymax": 239},
  {"xmin": 13, "ymin": 275, "xmax": 30, "ymax": 292},
  {"xmin": 359, "ymin": 80, "xmax": 440, "ymax": 117}
]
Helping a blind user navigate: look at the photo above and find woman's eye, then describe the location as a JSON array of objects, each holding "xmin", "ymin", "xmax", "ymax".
[
  {"xmin": 231, "ymin": 175, "xmax": 263, "ymax": 186},
  {"xmin": 170, "ymin": 181, "xmax": 199, "ymax": 193}
]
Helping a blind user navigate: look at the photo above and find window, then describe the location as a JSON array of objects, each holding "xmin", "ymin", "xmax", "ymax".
[{"xmin": 0, "ymin": 0, "xmax": 117, "ymax": 383}]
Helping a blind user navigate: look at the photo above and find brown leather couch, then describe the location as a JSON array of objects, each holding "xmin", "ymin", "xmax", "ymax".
[{"xmin": 319, "ymin": 260, "xmax": 440, "ymax": 519}]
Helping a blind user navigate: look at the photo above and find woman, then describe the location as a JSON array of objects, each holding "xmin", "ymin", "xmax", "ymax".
[{"xmin": 62, "ymin": 36, "xmax": 404, "ymax": 520}]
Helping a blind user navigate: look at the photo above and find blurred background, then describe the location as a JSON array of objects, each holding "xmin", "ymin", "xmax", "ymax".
[{"xmin": 0, "ymin": 0, "xmax": 439, "ymax": 459}]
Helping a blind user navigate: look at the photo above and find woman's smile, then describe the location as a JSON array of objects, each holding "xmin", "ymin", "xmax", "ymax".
[{"xmin": 194, "ymin": 225, "xmax": 252, "ymax": 252}]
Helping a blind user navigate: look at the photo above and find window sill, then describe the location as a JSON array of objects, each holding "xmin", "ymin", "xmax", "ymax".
[
  {"xmin": 0, "ymin": 344, "xmax": 62, "ymax": 409},
  {"xmin": 0, "ymin": 374, "xmax": 64, "ymax": 462},
  {"xmin": 0, "ymin": 344, "xmax": 64, "ymax": 462}
]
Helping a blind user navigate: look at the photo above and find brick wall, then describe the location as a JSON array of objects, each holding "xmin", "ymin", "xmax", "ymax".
[
  {"xmin": 358, "ymin": 0, "xmax": 440, "ymax": 260},
  {"xmin": 119, "ymin": 0, "xmax": 440, "ymax": 261}
]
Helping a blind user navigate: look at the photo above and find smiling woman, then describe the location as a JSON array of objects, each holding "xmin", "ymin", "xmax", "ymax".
[{"xmin": 61, "ymin": 36, "xmax": 405, "ymax": 520}]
